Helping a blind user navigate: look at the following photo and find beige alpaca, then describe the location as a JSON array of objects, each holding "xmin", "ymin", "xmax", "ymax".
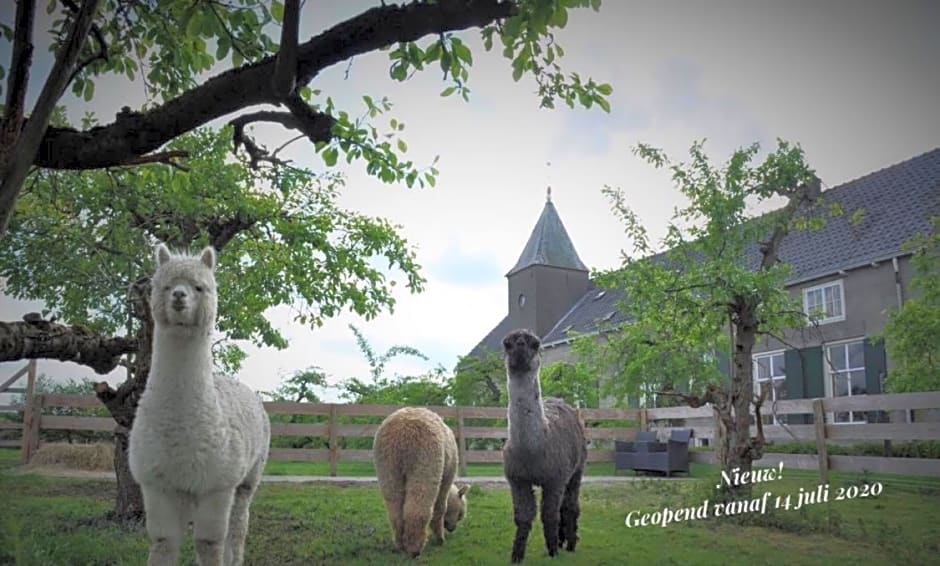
[{"xmin": 373, "ymin": 407, "xmax": 468, "ymax": 557}]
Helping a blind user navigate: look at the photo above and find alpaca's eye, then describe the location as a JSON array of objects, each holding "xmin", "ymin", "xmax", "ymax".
[
  {"xmin": 163, "ymin": 286, "xmax": 170, "ymax": 291},
  {"xmin": 195, "ymin": 286, "xmax": 204, "ymax": 293}
]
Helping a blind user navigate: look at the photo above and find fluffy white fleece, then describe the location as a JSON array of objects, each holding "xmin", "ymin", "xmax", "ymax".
[{"xmin": 129, "ymin": 244, "xmax": 270, "ymax": 566}]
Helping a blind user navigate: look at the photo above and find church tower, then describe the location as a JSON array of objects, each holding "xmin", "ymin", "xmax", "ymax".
[{"xmin": 506, "ymin": 188, "xmax": 590, "ymax": 338}]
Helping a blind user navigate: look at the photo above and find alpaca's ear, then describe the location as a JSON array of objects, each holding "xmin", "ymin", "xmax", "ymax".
[
  {"xmin": 155, "ymin": 244, "xmax": 171, "ymax": 267},
  {"xmin": 199, "ymin": 246, "xmax": 216, "ymax": 270},
  {"xmin": 458, "ymin": 484, "xmax": 469, "ymax": 497}
]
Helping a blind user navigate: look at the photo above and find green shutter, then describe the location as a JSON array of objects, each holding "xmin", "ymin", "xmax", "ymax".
[
  {"xmin": 785, "ymin": 347, "xmax": 823, "ymax": 425},
  {"xmin": 784, "ymin": 349, "xmax": 805, "ymax": 399},
  {"xmin": 864, "ymin": 339, "xmax": 888, "ymax": 422},
  {"xmin": 864, "ymin": 339, "xmax": 886, "ymax": 395},
  {"xmin": 803, "ymin": 346, "xmax": 825, "ymax": 399}
]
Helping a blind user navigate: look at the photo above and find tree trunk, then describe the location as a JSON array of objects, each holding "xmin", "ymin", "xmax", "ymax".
[
  {"xmin": 112, "ymin": 425, "xmax": 144, "ymax": 522},
  {"xmin": 720, "ymin": 301, "xmax": 760, "ymax": 499},
  {"xmin": 95, "ymin": 277, "xmax": 152, "ymax": 524}
]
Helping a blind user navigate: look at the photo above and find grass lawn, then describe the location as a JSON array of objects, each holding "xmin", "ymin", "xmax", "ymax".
[{"xmin": 2, "ymin": 448, "xmax": 939, "ymax": 565}]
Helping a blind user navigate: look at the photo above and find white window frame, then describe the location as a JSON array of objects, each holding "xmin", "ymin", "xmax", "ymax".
[
  {"xmin": 803, "ymin": 280, "xmax": 846, "ymax": 325},
  {"xmin": 753, "ymin": 349, "xmax": 786, "ymax": 425},
  {"xmin": 822, "ymin": 338, "xmax": 867, "ymax": 424}
]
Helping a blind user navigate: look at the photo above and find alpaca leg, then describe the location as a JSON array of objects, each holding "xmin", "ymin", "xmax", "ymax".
[
  {"xmin": 225, "ymin": 459, "xmax": 262, "ymax": 566},
  {"xmin": 428, "ymin": 480, "xmax": 450, "ymax": 545},
  {"xmin": 193, "ymin": 490, "xmax": 235, "ymax": 566},
  {"xmin": 401, "ymin": 479, "xmax": 439, "ymax": 558},
  {"xmin": 384, "ymin": 490, "xmax": 407, "ymax": 550},
  {"xmin": 142, "ymin": 487, "xmax": 185, "ymax": 566},
  {"xmin": 509, "ymin": 480, "xmax": 536, "ymax": 564},
  {"xmin": 539, "ymin": 483, "xmax": 565, "ymax": 558},
  {"xmin": 379, "ymin": 472, "xmax": 407, "ymax": 551},
  {"xmin": 559, "ymin": 469, "xmax": 583, "ymax": 552},
  {"xmin": 429, "ymin": 463, "xmax": 455, "ymax": 545}
]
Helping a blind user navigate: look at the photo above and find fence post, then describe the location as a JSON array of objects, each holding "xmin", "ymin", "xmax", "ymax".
[
  {"xmin": 20, "ymin": 361, "xmax": 38, "ymax": 464},
  {"xmin": 328, "ymin": 404, "xmax": 338, "ymax": 477},
  {"xmin": 23, "ymin": 393, "xmax": 43, "ymax": 464},
  {"xmin": 456, "ymin": 407, "xmax": 467, "ymax": 478},
  {"xmin": 639, "ymin": 408, "xmax": 648, "ymax": 433},
  {"xmin": 812, "ymin": 399, "xmax": 829, "ymax": 485}
]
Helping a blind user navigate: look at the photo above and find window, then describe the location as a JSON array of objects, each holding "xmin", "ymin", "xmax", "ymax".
[
  {"xmin": 518, "ymin": 293, "xmax": 526, "ymax": 309},
  {"xmin": 803, "ymin": 280, "xmax": 845, "ymax": 324},
  {"xmin": 753, "ymin": 351, "xmax": 786, "ymax": 425},
  {"xmin": 825, "ymin": 340, "xmax": 866, "ymax": 423}
]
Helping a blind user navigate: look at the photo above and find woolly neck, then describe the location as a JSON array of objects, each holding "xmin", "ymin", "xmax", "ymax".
[
  {"xmin": 146, "ymin": 326, "xmax": 219, "ymax": 415},
  {"xmin": 507, "ymin": 367, "xmax": 549, "ymax": 449}
]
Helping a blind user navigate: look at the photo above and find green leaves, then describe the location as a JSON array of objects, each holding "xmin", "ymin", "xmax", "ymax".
[
  {"xmin": 586, "ymin": 140, "xmax": 818, "ymax": 405},
  {"xmin": 494, "ymin": 0, "xmax": 612, "ymax": 111},
  {"xmin": 0, "ymin": 127, "xmax": 425, "ymax": 357},
  {"xmin": 882, "ymin": 221, "xmax": 940, "ymax": 392}
]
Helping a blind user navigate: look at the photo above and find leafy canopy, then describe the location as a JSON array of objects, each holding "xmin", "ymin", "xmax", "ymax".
[
  {"xmin": 0, "ymin": 127, "xmax": 424, "ymax": 372},
  {"xmin": 583, "ymin": 140, "xmax": 817, "ymax": 405}
]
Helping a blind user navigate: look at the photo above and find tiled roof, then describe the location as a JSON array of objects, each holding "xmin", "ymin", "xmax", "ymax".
[
  {"xmin": 471, "ymin": 148, "xmax": 940, "ymax": 354},
  {"xmin": 468, "ymin": 315, "xmax": 512, "ymax": 358},
  {"xmin": 506, "ymin": 196, "xmax": 588, "ymax": 276}
]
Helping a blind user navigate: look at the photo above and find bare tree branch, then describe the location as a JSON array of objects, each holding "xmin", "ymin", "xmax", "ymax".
[
  {"xmin": 0, "ymin": 313, "xmax": 137, "ymax": 373},
  {"xmin": 272, "ymin": 0, "xmax": 300, "ymax": 98},
  {"xmin": 117, "ymin": 149, "xmax": 190, "ymax": 171},
  {"xmin": 21, "ymin": 0, "xmax": 516, "ymax": 171},
  {"xmin": 1, "ymin": 0, "xmax": 36, "ymax": 153},
  {"xmin": 61, "ymin": 0, "xmax": 109, "ymax": 85},
  {"xmin": 0, "ymin": 0, "xmax": 103, "ymax": 235},
  {"xmin": 229, "ymin": 96, "xmax": 336, "ymax": 167}
]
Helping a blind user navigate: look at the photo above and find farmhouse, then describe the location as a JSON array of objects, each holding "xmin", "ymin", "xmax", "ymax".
[{"xmin": 467, "ymin": 148, "xmax": 940, "ymax": 418}]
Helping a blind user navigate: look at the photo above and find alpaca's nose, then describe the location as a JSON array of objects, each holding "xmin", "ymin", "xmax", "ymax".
[{"xmin": 173, "ymin": 289, "xmax": 187, "ymax": 300}]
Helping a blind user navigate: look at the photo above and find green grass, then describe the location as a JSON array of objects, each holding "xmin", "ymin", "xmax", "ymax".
[
  {"xmin": 2, "ymin": 449, "xmax": 939, "ymax": 565},
  {"xmin": 262, "ymin": 460, "xmax": 629, "ymax": 477}
]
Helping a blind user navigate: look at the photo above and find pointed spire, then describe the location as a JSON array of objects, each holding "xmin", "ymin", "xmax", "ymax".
[{"xmin": 507, "ymin": 189, "xmax": 587, "ymax": 276}]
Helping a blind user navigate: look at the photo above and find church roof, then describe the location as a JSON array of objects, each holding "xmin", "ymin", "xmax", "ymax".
[{"xmin": 506, "ymin": 189, "xmax": 588, "ymax": 276}]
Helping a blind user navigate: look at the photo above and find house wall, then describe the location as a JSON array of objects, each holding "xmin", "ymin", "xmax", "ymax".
[{"xmin": 753, "ymin": 255, "xmax": 913, "ymax": 355}]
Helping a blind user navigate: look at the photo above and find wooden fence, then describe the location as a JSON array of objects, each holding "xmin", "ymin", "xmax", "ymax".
[
  {"xmin": 646, "ymin": 392, "xmax": 940, "ymax": 479},
  {"xmin": 2, "ymin": 383, "xmax": 939, "ymax": 479},
  {"xmin": 0, "ymin": 361, "xmax": 37, "ymax": 457}
]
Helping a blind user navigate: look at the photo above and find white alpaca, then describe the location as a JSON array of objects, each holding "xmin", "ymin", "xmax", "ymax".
[{"xmin": 129, "ymin": 244, "xmax": 271, "ymax": 566}]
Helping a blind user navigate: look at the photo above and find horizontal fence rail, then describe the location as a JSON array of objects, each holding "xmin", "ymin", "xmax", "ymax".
[{"xmin": 5, "ymin": 391, "xmax": 938, "ymax": 478}]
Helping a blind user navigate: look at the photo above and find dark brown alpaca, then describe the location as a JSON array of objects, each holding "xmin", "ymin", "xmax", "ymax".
[{"xmin": 501, "ymin": 329, "xmax": 587, "ymax": 563}]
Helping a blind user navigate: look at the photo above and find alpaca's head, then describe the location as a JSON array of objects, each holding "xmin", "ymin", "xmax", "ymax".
[
  {"xmin": 502, "ymin": 329, "xmax": 541, "ymax": 375},
  {"xmin": 150, "ymin": 244, "xmax": 217, "ymax": 331},
  {"xmin": 444, "ymin": 484, "xmax": 469, "ymax": 532}
]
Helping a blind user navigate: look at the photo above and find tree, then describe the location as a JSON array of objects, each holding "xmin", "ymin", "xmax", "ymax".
[
  {"xmin": 540, "ymin": 360, "xmax": 599, "ymax": 408},
  {"xmin": 0, "ymin": 127, "xmax": 425, "ymax": 521},
  {"xmin": 0, "ymin": 0, "xmax": 612, "ymax": 235},
  {"xmin": 339, "ymin": 323, "xmax": 450, "ymax": 406},
  {"xmin": 586, "ymin": 140, "xmax": 819, "ymax": 498},
  {"xmin": 882, "ymin": 220, "xmax": 940, "ymax": 392},
  {"xmin": 452, "ymin": 351, "xmax": 506, "ymax": 406}
]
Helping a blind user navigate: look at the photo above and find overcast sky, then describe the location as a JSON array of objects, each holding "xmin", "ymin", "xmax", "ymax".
[{"xmin": 1, "ymin": 0, "xmax": 938, "ymax": 401}]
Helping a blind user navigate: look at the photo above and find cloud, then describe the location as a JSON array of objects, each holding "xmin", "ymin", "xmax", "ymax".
[{"xmin": 426, "ymin": 242, "xmax": 504, "ymax": 287}]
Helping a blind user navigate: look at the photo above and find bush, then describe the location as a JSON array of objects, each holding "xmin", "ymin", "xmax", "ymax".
[{"xmin": 763, "ymin": 440, "xmax": 940, "ymax": 459}]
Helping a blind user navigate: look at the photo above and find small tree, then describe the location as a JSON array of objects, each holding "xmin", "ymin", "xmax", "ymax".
[
  {"xmin": 587, "ymin": 140, "xmax": 819, "ymax": 498},
  {"xmin": 882, "ymin": 220, "xmax": 940, "ymax": 392},
  {"xmin": 540, "ymin": 360, "xmax": 599, "ymax": 408},
  {"xmin": 0, "ymin": 128, "xmax": 424, "ymax": 522},
  {"xmin": 452, "ymin": 351, "xmax": 506, "ymax": 407}
]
